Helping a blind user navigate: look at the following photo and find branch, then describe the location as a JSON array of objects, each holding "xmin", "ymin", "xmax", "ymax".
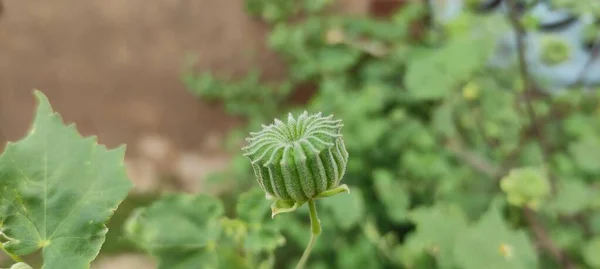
[
  {"xmin": 504, "ymin": 1, "xmax": 576, "ymax": 268},
  {"xmin": 504, "ymin": 0, "xmax": 547, "ymax": 153},
  {"xmin": 446, "ymin": 140, "xmax": 501, "ymax": 178},
  {"xmin": 523, "ymin": 208, "xmax": 576, "ymax": 269}
]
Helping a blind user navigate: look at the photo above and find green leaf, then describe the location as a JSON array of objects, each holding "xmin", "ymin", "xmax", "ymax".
[
  {"xmin": 405, "ymin": 35, "xmax": 494, "ymax": 100},
  {"xmin": 335, "ymin": 237, "xmax": 379, "ymax": 269},
  {"xmin": 244, "ymin": 223, "xmax": 286, "ymax": 253},
  {"xmin": 236, "ymin": 187, "xmax": 270, "ymax": 223},
  {"xmin": 569, "ymin": 137, "xmax": 600, "ymax": 174},
  {"xmin": 453, "ymin": 203, "xmax": 538, "ymax": 269},
  {"xmin": 590, "ymin": 211, "xmax": 600, "ymax": 235},
  {"xmin": 549, "ymin": 178, "xmax": 592, "ymax": 215},
  {"xmin": 583, "ymin": 237, "xmax": 600, "ymax": 268},
  {"xmin": 401, "ymin": 204, "xmax": 468, "ymax": 268},
  {"xmin": 317, "ymin": 47, "xmax": 362, "ymax": 74},
  {"xmin": 303, "ymin": 0, "xmax": 332, "ymax": 13},
  {"xmin": 373, "ymin": 170, "xmax": 410, "ymax": 223},
  {"xmin": 321, "ymin": 187, "xmax": 364, "ymax": 231},
  {"xmin": 124, "ymin": 194, "xmax": 224, "ymax": 269},
  {"xmin": 0, "ymin": 91, "xmax": 133, "ymax": 269}
]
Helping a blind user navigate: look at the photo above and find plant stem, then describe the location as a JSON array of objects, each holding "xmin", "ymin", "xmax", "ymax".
[
  {"xmin": 0, "ymin": 244, "xmax": 23, "ymax": 263},
  {"xmin": 295, "ymin": 199, "xmax": 321, "ymax": 269},
  {"xmin": 504, "ymin": 0, "xmax": 547, "ymax": 152}
]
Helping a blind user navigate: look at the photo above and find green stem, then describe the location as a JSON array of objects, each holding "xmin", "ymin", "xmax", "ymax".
[
  {"xmin": 295, "ymin": 199, "xmax": 321, "ymax": 269},
  {"xmin": 0, "ymin": 244, "xmax": 23, "ymax": 263}
]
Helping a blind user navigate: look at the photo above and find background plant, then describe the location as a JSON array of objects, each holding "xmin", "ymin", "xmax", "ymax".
[
  {"xmin": 2, "ymin": 0, "xmax": 600, "ymax": 268},
  {"xmin": 180, "ymin": 0, "xmax": 600, "ymax": 268}
]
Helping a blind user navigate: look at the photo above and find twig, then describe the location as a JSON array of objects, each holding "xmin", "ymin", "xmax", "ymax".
[
  {"xmin": 573, "ymin": 36, "xmax": 600, "ymax": 87},
  {"xmin": 523, "ymin": 208, "xmax": 575, "ymax": 269},
  {"xmin": 504, "ymin": 0, "xmax": 547, "ymax": 156},
  {"xmin": 504, "ymin": 0, "xmax": 559, "ymax": 194},
  {"xmin": 446, "ymin": 140, "xmax": 501, "ymax": 178},
  {"xmin": 504, "ymin": 1, "xmax": 575, "ymax": 267}
]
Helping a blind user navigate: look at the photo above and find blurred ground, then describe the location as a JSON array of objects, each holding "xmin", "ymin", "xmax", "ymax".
[
  {"xmin": 0, "ymin": 0, "xmax": 368, "ymax": 193},
  {"xmin": 0, "ymin": 0, "xmax": 368, "ymax": 267}
]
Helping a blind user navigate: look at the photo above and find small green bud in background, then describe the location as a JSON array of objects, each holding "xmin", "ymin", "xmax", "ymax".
[
  {"xmin": 243, "ymin": 111, "xmax": 350, "ymax": 217},
  {"xmin": 520, "ymin": 14, "xmax": 539, "ymax": 31},
  {"xmin": 500, "ymin": 167, "xmax": 551, "ymax": 210},
  {"xmin": 462, "ymin": 81, "xmax": 480, "ymax": 101},
  {"xmin": 540, "ymin": 36, "xmax": 571, "ymax": 66}
]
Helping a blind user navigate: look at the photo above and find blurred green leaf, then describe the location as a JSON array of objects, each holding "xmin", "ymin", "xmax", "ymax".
[
  {"xmin": 401, "ymin": 204, "xmax": 468, "ymax": 268},
  {"xmin": 0, "ymin": 91, "xmax": 133, "ymax": 269},
  {"xmin": 405, "ymin": 35, "xmax": 495, "ymax": 100},
  {"xmin": 583, "ymin": 237, "xmax": 600, "ymax": 268},
  {"xmin": 237, "ymin": 187, "xmax": 270, "ymax": 223},
  {"xmin": 549, "ymin": 178, "xmax": 592, "ymax": 215},
  {"xmin": 321, "ymin": 187, "xmax": 365, "ymax": 230},
  {"xmin": 373, "ymin": 169, "xmax": 410, "ymax": 223},
  {"xmin": 453, "ymin": 203, "xmax": 538, "ymax": 269},
  {"xmin": 569, "ymin": 137, "xmax": 600, "ymax": 174},
  {"xmin": 124, "ymin": 194, "xmax": 223, "ymax": 269},
  {"xmin": 244, "ymin": 224, "xmax": 286, "ymax": 253}
]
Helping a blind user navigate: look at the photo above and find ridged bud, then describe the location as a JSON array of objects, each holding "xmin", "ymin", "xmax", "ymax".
[{"xmin": 242, "ymin": 111, "xmax": 349, "ymax": 216}]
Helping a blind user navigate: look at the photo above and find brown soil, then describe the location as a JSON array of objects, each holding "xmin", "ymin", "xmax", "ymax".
[
  {"xmin": 0, "ymin": 0, "xmax": 283, "ymax": 151},
  {"xmin": 0, "ymin": 0, "xmax": 369, "ymax": 192}
]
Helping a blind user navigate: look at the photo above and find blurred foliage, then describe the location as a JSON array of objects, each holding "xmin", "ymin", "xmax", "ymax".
[{"xmin": 135, "ymin": 0, "xmax": 600, "ymax": 268}]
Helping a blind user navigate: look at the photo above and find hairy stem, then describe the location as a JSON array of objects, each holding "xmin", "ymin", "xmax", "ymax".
[
  {"xmin": 0, "ymin": 244, "xmax": 23, "ymax": 263},
  {"xmin": 295, "ymin": 199, "xmax": 321, "ymax": 269}
]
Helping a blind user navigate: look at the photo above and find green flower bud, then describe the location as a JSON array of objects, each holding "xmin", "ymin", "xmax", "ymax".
[
  {"xmin": 242, "ymin": 111, "xmax": 350, "ymax": 217},
  {"xmin": 540, "ymin": 36, "xmax": 571, "ymax": 66},
  {"xmin": 500, "ymin": 167, "xmax": 550, "ymax": 210}
]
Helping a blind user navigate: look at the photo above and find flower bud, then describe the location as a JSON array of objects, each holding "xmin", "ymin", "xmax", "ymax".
[
  {"xmin": 242, "ymin": 111, "xmax": 349, "ymax": 205},
  {"xmin": 500, "ymin": 167, "xmax": 550, "ymax": 210}
]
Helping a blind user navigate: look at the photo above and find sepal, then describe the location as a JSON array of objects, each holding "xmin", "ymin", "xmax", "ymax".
[
  {"xmin": 315, "ymin": 184, "xmax": 350, "ymax": 199},
  {"xmin": 270, "ymin": 199, "xmax": 305, "ymax": 218}
]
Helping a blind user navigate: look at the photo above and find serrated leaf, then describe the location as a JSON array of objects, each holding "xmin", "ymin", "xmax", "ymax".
[
  {"xmin": 0, "ymin": 91, "xmax": 133, "ymax": 269},
  {"xmin": 453, "ymin": 203, "xmax": 538, "ymax": 269},
  {"xmin": 373, "ymin": 170, "xmax": 410, "ymax": 223},
  {"xmin": 236, "ymin": 187, "xmax": 270, "ymax": 223},
  {"xmin": 124, "ymin": 194, "xmax": 224, "ymax": 269}
]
